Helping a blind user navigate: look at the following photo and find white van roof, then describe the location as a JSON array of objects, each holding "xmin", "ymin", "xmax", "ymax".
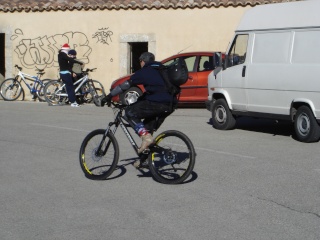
[{"xmin": 237, "ymin": 0, "xmax": 320, "ymax": 31}]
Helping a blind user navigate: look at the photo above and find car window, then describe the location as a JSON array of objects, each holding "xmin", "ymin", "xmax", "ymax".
[
  {"xmin": 198, "ymin": 56, "xmax": 214, "ymax": 72},
  {"xmin": 163, "ymin": 56, "xmax": 196, "ymax": 72}
]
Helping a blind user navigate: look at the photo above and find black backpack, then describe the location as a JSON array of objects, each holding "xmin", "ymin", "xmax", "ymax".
[
  {"xmin": 157, "ymin": 58, "xmax": 189, "ymax": 95},
  {"xmin": 152, "ymin": 58, "xmax": 189, "ymax": 110}
]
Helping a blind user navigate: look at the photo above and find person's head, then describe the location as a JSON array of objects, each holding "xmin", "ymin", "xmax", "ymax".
[
  {"xmin": 61, "ymin": 43, "xmax": 70, "ymax": 50},
  {"xmin": 68, "ymin": 49, "xmax": 77, "ymax": 58},
  {"xmin": 60, "ymin": 43, "xmax": 70, "ymax": 54},
  {"xmin": 139, "ymin": 52, "xmax": 155, "ymax": 67}
]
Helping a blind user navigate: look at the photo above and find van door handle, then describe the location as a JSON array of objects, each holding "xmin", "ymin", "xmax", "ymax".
[{"xmin": 242, "ymin": 66, "xmax": 246, "ymax": 77}]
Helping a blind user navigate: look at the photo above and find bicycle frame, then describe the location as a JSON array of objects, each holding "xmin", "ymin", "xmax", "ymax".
[
  {"xmin": 104, "ymin": 107, "xmax": 140, "ymax": 154},
  {"xmin": 54, "ymin": 72, "xmax": 96, "ymax": 98},
  {"xmin": 15, "ymin": 68, "xmax": 45, "ymax": 94},
  {"xmin": 97, "ymin": 104, "xmax": 164, "ymax": 158}
]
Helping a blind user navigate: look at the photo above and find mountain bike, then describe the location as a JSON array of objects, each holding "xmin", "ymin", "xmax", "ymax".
[
  {"xmin": 79, "ymin": 102, "xmax": 196, "ymax": 184},
  {"xmin": 0, "ymin": 64, "xmax": 52, "ymax": 101},
  {"xmin": 44, "ymin": 68, "xmax": 105, "ymax": 105}
]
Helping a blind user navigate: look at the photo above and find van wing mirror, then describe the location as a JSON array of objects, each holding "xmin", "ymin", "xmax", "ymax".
[{"xmin": 214, "ymin": 52, "xmax": 223, "ymax": 69}]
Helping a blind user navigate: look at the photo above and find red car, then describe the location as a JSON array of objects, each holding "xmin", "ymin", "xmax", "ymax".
[{"xmin": 110, "ymin": 51, "xmax": 224, "ymax": 106}]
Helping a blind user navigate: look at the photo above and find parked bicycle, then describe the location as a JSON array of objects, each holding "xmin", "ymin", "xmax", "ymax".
[
  {"xmin": 79, "ymin": 102, "xmax": 196, "ymax": 184},
  {"xmin": 44, "ymin": 68, "xmax": 105, "ymax": 105},
  {"xmin": 0, "ymin": 64, "xmax": 52, "ymax": 101}
]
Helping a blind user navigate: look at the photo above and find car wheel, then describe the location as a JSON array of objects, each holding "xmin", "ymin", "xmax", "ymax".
[
  {"xmin": 120, "ymin": 87, "xmax": 143, "ymax": 105},
  {"xmin": 211, "ymin": 99, "xmax": 236, "ymax": 130},
  {"xmin": 294, "ymin": 106, "xmax": 320, "ymax": 142}
]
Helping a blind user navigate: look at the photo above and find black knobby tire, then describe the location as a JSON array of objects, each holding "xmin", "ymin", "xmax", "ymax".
[
  {"xmin": 211, "ymin": 99, "xmax": 236, "ymax": 130},
  {"xmin": 0, "ymin": 78, "xmax": 22, "ymax": 101},
  {"xmin": 148, "ymin": 130, "xmax": 196, "ymax": 184},
  {"xmin": 44, "ymin": 80, "xmax": 67, "ymax": 105},
  {"xmin": 294, "ymin": 106, "xmax": 320, "ymax": 143},
  {"xmin": 79, "ymin": 129, "xmax": 119, "ymax": 180},
  {"xmin": 120, "ymin": 87, "xmax": 143, "ymax": 105}
]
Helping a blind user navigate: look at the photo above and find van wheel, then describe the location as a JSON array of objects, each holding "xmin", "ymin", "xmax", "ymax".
[
  {"xmin": 212, "ymin": 99, "xmax": 236, "ymax": 130},
  {"xmin": 294, "ymin": 106, "xmax": 320, "ymax": 142},
  {"xmin": 120, "ymin": 87, "xmax": 142, "ymax": 105}
]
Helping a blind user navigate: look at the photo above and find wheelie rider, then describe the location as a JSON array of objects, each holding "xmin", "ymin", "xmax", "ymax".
[{"xmin": 95, "ymin": 52, "xmax": 177, "ymax": 157}]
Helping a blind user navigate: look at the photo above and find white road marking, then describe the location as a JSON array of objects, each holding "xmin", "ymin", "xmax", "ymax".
[
  {"xmin": 32, "ymin": 123, "xmax": 255, "ymax": 159},
  {"xmin": 195, "ymin": 146, "xmax": 256, "ymax": 159},
  {"xmin": 30, "ymin": 123, "xmax": 89, "ymax": 133}
]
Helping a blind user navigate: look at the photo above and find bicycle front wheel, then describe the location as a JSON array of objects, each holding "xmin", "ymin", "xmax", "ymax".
[
  {"xmin": 0, "ymin": 78, "xmax": 22, "ymax": 101},
  {"xmin": 79, "ymin": 129, "xmax": 119, "ymax": 180},
  {"xmin": 82, "ymin": 80, "xmax": 106, "ymax": 103},
  {"xmin": 148, "ymin": 130, "xmax": 196, "ymax": 184},
  {"xmin": 36, "ymin": 79, "xmax": 52, "ymax": 102},
  {"xmin": 44, "ymin": 80, "xmax": 67, "ymax": 105}
]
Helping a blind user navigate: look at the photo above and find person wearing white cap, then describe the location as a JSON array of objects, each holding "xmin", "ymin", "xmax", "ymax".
[{"xmin": 58, "ymin": 43, "xmax": 84, "ymax": 107}]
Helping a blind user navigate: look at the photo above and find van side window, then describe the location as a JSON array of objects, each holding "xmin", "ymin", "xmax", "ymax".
[{"xmin": 226, "ymin": 34, "xmax": 248, "ymax": 68}]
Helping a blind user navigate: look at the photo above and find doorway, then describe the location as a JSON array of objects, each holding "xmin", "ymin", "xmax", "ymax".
[
  {"xmin": 119, "ymin": 33, "xmax": 156, "ymax": 76},
  {"xmin": 129, "ymin": 42, "xmax": 148, "ymax": 73},
  {"xmin": 0, "ymin": 33, "xmax": 5, "ymax": 77}
]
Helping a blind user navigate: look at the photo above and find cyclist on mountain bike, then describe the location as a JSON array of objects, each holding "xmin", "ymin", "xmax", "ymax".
[{"xmin": 95, "ymin": 52, "xmax": 177, "ymax": 154}]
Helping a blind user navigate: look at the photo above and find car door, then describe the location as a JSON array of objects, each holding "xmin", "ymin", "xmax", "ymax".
[{"xmin": 192, "ymin": 54, "xmax": 217, "ymax": 102}]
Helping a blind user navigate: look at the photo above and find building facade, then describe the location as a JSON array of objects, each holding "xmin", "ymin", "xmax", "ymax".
[{"xmin": 0, "ymin": 0, "xmax": 298, "ymax": 99}]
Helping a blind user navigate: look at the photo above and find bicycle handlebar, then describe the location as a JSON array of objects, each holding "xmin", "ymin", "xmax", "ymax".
[
  {"xmin": 110, "ymin": 101, "xmax": 126, "ymax": 109},
  {"xmin": 83, "ymin": 68, "xmax": 97, "ymax": 73}
]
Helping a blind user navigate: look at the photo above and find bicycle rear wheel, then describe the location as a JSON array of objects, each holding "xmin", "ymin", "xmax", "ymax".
[
  {"xmin": 79, "ymin": 129, "xmax": 119, "ymax": 180},
  {"xmin": 0, "ymin": 78, "xmax": 22, "ymax": 101},
  {"xmin": 148, "ymin": 130, "xmax": 196, "ymax": 184},
  {"xmin": 44, "ymin": 80, "xmax": 68, "ymax": 105}
]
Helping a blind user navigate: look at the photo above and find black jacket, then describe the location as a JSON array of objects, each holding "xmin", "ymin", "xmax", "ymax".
[
  {"xmin": 58, "ymin": 51, "xmax": 82, "ymax": 72},
  {"xmin": 130, "ymin": 61, "xmax": 176, "ymax": 104}
]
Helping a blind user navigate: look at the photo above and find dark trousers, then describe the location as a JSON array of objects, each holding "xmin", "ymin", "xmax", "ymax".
[
  {"xmin": 60, "ymin": 73, "xmax": 76, "ymax": 103},
  {"xmin": 125, "ymin": 100, "xmax": 173, "ymax": 134}
]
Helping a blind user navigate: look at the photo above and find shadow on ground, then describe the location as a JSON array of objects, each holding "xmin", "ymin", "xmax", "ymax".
[{"xmin": 208, "ymin": 116, "xmax": 296, "ymax": 140}]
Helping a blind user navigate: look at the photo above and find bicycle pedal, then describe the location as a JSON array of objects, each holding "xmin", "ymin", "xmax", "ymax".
[
  {"xmin": 141, "ymin": 149, "xmax": 150, "ymax": 154},
  {"xmin": 134, "ymin": 160, "xmax": 149, "ymax": 169}
]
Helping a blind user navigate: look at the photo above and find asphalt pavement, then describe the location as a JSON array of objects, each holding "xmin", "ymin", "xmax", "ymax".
[{"xmin": 0, "ymin": 100, "xmax": 319, "ymax": 240}]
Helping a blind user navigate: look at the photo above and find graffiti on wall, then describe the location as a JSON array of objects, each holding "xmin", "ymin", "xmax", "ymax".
[
  {"xmin": 92, "ymin": 28, "xmax": 113, "ymax": 45},
  {"xmin": 11, "ymin": 28, "xmax": 93, "ymax": 69}
]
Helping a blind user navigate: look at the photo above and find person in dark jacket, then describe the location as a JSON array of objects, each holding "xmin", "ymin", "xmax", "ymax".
[
  {"xmin": 58, "ymin": 43, "xmax": 83, "ymax": 107},
  {"xmin": 95, "ymin": 52, "xmax": 177, "ymax": 159},
  {"xmin": 68, "ymin": 49, "xmax": 84, "ymax": 82}
]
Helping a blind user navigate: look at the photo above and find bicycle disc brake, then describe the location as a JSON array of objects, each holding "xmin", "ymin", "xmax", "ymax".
[
  {"xmin": 92, "ymin": 147, "xmax": 103, "ymax": 162},
  {"xmin": 162, "ymin": 148, "xmax": 176, "ymax": 164}
]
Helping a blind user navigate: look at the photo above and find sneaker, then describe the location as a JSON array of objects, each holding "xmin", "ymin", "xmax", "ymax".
[
  {"xmin": 70, "ymin": 102, "xmax": 80, "ymax": 107},
  {"xmin": 138, "ymin": 133, "xmax": 153, "ymax": 154}
]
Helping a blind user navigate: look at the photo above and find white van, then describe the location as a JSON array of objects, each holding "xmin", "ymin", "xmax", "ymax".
[{"xmin": 206, "ymin": 0, "xmax": 320, "ymax": 143}]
